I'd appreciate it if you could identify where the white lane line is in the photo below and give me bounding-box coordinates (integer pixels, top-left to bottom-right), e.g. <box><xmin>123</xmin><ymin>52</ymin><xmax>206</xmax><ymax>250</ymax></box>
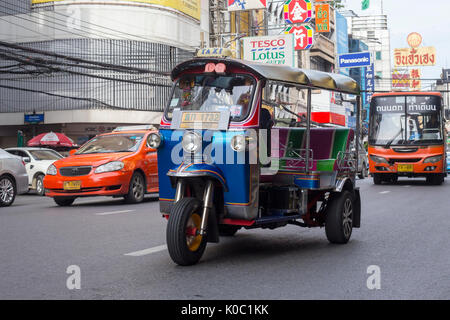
<box><xmin>95</xmin><ymin>210</ymin><xmax>135</xmax><ymax>216</ymax></box>
<box><xmin>124</xmin><ymin>245</ymin><xmax>167</xmax><ymax>257</ymax></box>
<box><xmin>379</xmin><ymin>191</ymin><xmax>391</xmax><ymax>194</ymax></box>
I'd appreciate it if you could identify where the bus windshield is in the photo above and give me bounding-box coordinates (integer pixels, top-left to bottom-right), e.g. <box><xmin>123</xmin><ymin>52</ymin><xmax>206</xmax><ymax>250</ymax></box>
<box><xmin>166</xmin><ymin>74</ymin><xmax>255</xmax><ymax>121</ymax></box>
<box><xmin>369</xmin><ymin>95</ymin><xmax>443</xmax><ymax>146</ymax></box>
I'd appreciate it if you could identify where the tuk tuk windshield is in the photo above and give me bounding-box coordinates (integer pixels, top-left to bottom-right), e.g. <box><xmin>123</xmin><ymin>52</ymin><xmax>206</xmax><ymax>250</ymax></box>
<box><xmin>166</xmin><ymin>74</ymin><xmax>255</xmax><ymax>121</ymax></box>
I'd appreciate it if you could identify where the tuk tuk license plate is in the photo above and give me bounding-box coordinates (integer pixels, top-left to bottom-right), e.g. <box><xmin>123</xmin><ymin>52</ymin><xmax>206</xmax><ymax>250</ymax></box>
<box><xmin>180</xmin><ymin>112</ymin><xmax>221</xmax><ymax>129</ymax></box>
<box><xmin>397</xmin><ymin>164</ymin><xmax>413</xmax><ymax>172</ymax></box>
<box><xmin>63</xmin><ymin>181</ymin><xmax>81</xmax><ymax>190</ymax></box>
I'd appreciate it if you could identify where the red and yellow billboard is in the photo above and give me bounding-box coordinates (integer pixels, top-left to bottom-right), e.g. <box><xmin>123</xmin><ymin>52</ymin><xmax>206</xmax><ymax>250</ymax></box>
<box><xmin>394</xmin><ymin>46</ymin><xmax>436</xmax><ymax>67</ymax></box>
<box><xmin>31</xmin><ymin>0</ymin><xmax>201</xmax><ymax>21</ymax></box>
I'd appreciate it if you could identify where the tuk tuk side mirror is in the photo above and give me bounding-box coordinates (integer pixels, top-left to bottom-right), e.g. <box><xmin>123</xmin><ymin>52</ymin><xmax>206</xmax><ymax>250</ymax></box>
<box><xmin>69</xmin><ymin>149</ymin><xmax>77</xmax><ymax>156</ymax></box>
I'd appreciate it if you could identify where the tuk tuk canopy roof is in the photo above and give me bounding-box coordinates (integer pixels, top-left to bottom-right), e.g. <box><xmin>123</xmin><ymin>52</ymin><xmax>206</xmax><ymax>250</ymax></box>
<box><xmin>171</xmin><ymin>58</ymin><xmax>360</xmax><ymax>95</ymax></box>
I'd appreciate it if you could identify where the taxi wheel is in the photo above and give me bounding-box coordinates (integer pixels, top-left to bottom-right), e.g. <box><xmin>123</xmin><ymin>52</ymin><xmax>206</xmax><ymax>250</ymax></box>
<box><xmin>373</xmin><ymin>173</ymin><xmax>382</xmax><ymax>185</ymax></box>
<box><xmin>325</xmin><ymin>191</ymin><xmax>354</xmax><ymax>244</ymax></box>
<box><xmin>124</xmin><ymin>172</ymin><xmax>145</xmax><ymax>204</ymax></box>
<box><xmin>426</xmin><ymin>174</ymin><xmax>444</xmax><ymax>185</ymax></box>
<box><xmin>166</xmin><ymin>197</ymin><xmax>207</xmax><ymax>266</ymax></box>
<box><xmin>54</xmin><ymin>197</ymin><xmax>75</xmax><ymax>206</ymax></box>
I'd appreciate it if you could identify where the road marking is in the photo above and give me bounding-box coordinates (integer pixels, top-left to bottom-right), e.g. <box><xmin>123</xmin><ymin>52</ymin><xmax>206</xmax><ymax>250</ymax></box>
<box><xmin>403</xmin><ymin>185</ymin><xmax>411</xmax><ymax>188</ymax></box>
<box><xmin>95</xmin><ymin>210</ymin><xmax>135</xmax><ymax>216</ymax></box>
<box><xmin>124</xmin><ymin>245</ymin><xmax>167</xmax><ymax>256</ymax></box>
<box><xmin>379</xmin><ymin>191</ymin><xmax>390</xmax><ymax>194</ymax></box>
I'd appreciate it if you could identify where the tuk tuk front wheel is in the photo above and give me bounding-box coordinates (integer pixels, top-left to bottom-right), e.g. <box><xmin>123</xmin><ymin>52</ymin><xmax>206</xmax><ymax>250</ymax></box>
<box><xmin>325</xmin><ymin>191</ymin><xmax>354</xmax><ymax>244</ymax></box>
<box><xmin>166</xmin><ymin>197</ymin><xmax>207</xmax><ymax>266</ymax></box>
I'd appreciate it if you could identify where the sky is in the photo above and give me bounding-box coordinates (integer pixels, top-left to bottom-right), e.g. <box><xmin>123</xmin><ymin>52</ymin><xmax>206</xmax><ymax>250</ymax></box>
<box><xmin>342</xmin><ymin>0</ymin><xmax>450</xmax><ymax>88</ymax></box>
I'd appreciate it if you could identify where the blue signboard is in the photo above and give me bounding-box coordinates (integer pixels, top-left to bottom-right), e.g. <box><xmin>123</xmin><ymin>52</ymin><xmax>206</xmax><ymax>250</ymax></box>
<box><xmin>336</xmin><ymin>12</ymin><xmax>349</xmax><ymax>76</ymax></box>
<box><xmin>24</xmin><ymin>114</ymin><xmax>44</xmax><ymax>123</ymax></box>
<box><xmin>338</xmin><ymin>52</ymin><xmax>372</xmax><ymax>68</ymax></box>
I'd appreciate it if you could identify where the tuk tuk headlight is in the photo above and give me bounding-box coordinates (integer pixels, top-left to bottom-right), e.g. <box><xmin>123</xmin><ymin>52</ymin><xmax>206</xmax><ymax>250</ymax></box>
<box><xmin>147</xmin><ymin>132</ymin><xmax>162</xmax><ymax>149</ymax></box>
<box><xmin>182</xmin><ymin>131</ymin><xmax>202</xmax><ymax>154</ymax></box>
<box><xmin>231</xmin><ymin>135</ymin><xmax>246</xmax><ymax>152</ymax></box>
<box><xmin>423</xmin><ymin>155</ymin><xmax>442</xmax><ymax>164</ymax></box>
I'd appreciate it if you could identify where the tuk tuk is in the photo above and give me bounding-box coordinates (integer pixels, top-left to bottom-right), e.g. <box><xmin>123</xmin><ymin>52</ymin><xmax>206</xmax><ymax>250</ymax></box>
<box><xmin>147</xmin><ymin>56</ymin><xmax>362</xmax><ymax>265</ymax></box>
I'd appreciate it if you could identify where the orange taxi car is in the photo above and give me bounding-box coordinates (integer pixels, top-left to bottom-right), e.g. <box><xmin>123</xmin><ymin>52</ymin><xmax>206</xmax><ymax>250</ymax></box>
<box><xmin>44</xmin><ymin>126</ymin><xmax>160</xmax><ymax>206</ymax></box>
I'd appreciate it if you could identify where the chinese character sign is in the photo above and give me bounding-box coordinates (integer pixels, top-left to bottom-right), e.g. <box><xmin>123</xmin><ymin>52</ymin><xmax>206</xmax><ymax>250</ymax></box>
<box><xmin>394</xmin><ymin>47</ymin><xmax>436</xmax><ymax>67</ymax></box>
<box><xmin>365</xmin><ymin>64</ymin><xmax>374</xmax><ymax>105</ymax></box>
<box><xmin>410</xmin><ymin>69</ymin><xmax>421</xmax><ymax>90</ymax></box>
<box><xmin>285</xmin><ymin>25</ymin><xmax>314</xmax><ymax>50</ymax></box>
<box><xmin>315</xmin><ymin>4</ymin><xmax>329</xmax><ymax>33</ymax></box>
<box><xmin>284</xmin><ymin>0</ymin><xmax>312</xmax><ymax>24</ymax></box>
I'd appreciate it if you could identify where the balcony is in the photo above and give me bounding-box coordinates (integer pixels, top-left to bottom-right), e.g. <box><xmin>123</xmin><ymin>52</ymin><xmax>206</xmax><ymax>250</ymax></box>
<box><xmin>310</xmin><ymin>35</ymin><xmax>335</xmax><ymax>65</ymax></box>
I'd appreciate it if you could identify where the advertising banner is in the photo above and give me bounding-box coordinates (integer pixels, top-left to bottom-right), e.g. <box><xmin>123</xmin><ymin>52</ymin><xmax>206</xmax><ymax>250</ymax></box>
<box><xmin>315</xmin><ymin>4</ymin><xmax>330</xmax><ymax>33</ymax></box>
<box><xmin>335</xmin><ymin>12</ymin><xmax>349</xmax><ymax>76</ymax></box>
<box><xmin>410</xmin><ymin>69</ymin><xmax>421</xmax><ymax>90</ymax></box>
<box><xmin>284</xmin><ymin>0</ymin><xmax>312</xmax><ymax>24</ymax></box>
<box><xmin>394</xmin><ymin>47</ymin><xmax>436</xmax><ymax>67</ymax></box>
<box><xmin>338</xmin><ymin>52</ymin><xmax>372</xmax><ymax>68</ymax></box>
<box><xmin>285</xmin><ymin>25</ymin><xmax>314</xmax><ymax>51</ymax></box>
<box><xmin>364</xmin><ymin>64</ymin><xmax>374</xmax><ymax>105</ymax></box>
<box><xmin>243</xmin><ymin>34</ymin><xmax>295</xmax><ymax>67</ymax></box>
<box><xmin>392</xmin><ymin>69</ymin><xmax>410</xmax><ymax>89</ymax></box>
<box><xmin>31</xmin><ymin>0</ymin><xmax>201</xmax><ymax>21</ymax></box>
<box><xmin>228</xmin><ymin>0</ymin><xmax>267</xmax><ymax>11</ymax></box>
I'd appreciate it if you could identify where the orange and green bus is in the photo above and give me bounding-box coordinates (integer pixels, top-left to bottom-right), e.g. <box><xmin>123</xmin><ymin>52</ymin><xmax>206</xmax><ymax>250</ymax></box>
<box><xmin>368</xmin><ymin>92</ymin><xmax>447</xmax><ymax>185</ymax></box>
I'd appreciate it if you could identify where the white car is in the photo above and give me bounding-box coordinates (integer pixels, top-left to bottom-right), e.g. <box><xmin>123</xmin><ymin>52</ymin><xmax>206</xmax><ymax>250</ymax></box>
<box><xmin>5</xmin><ymin>147</ymin><xmax>64</xmax><ymax>196</ymax></box>
<box><xmin>0</xmin><ymin>148</ymin><xmax>28</xmax><ymax>206</ymax></box>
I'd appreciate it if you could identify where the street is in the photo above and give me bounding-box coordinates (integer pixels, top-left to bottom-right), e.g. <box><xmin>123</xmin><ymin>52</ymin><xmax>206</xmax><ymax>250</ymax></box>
<box><xmin>0</xmin><ymin>177</ymin><xmax>449</xmax><ymax>300</ymax></box>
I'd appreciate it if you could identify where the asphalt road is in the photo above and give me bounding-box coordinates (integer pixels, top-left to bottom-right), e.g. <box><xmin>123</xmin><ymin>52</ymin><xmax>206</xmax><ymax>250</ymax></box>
<box><xmin>0</xmin><ymin>177</ymin><xmax>449</xmax><ymax>300</ymax></box>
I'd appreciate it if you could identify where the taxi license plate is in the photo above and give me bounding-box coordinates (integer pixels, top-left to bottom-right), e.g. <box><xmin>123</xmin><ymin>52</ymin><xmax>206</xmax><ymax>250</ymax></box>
<box><xmin>63</xmin><ymin>181</ymin><xmax>81</xmax><ymax>190</ymax></box>
<box><xmin>397</xmin><ymin>164</ymin><xmax>413</xmax><ymax>172</ymax></box>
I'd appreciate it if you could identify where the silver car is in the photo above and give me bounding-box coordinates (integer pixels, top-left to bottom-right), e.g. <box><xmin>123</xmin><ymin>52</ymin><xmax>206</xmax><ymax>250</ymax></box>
<box><xmin>0</xmin><ymin>148</ymin><xmax>28</xmax><ymax>206</ymax></box>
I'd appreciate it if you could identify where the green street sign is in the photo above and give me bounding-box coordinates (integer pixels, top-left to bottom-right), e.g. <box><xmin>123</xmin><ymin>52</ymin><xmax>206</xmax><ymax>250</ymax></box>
<box><xmin>362</xmin><ymin>0</ymin><xmax>370</xmax><ymax>10</ymax></box>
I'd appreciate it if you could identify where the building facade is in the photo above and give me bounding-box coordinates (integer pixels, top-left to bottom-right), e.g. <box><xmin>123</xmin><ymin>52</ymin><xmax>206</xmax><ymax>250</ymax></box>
<box><xmin>0</xmin><ymin>0</ymin><xmax>209</xmax><ymax>146</ymax></box>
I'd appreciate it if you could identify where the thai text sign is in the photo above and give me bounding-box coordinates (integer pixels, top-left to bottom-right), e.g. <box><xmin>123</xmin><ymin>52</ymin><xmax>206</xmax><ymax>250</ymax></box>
<box><xmin>243</xmin><ymin>34</ymin><xmax>295</xmax><ymax>67</ymax></box>
<box><xmin>394</xmin><ymin>47</ymin><xmax>436</xmax><ymax>67</ymax></box>
<box><xmin>315</xmin><ymin>4</ymin><xmax>330</xmax><ymax>33</ymax></box>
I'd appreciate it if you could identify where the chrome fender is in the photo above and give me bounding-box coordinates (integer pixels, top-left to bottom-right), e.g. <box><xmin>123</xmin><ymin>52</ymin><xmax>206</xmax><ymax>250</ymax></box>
<box><xmin>167</xmin><ymin>162</ymin><xmax>228</xmax><ymax>192</ymax></box>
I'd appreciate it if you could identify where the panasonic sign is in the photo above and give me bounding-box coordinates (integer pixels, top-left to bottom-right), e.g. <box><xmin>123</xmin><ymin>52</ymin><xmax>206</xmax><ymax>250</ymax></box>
<box><xmin>338</xmin><ymin>52</ymin><xmax>372</xmax><ymax>68</ymax></box>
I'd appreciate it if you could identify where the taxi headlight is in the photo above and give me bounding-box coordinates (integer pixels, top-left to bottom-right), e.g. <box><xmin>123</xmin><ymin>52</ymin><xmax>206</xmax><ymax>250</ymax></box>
<box><xmin>95</xmin><ymin>161</ymin><xmax>124</xmax><ymax>174</ymax></box>
<box><xmin>147</xmin><ymin>132</ymin><xmax>162</xmax><ymax>149</ymax></box>
<box><xmin>182</xmin><ymin>131</ymin><xmax>202</xmax><ymax>154</ymax></box>
<box><xmin>423</xmin><ymin>155</ymin><xmax>442</xmax><ymax>164</ymax></box>
<box><xmin>369</xmin><ymin>155</ymin><xmax>389</xmax><ymax>164</ymax></box>
<box><xmin>47</xmin><ymin>164</ymin><xmax>57</xmax><ymax>175</ymax></box>
<box><xmin>231</xmin><ymin>135</ymin><xmax>246</xmax><ymax>152</ymax></box>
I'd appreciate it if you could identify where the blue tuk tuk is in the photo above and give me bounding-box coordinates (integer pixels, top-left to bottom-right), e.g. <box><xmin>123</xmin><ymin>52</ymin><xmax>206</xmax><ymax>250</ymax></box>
<box><xmin>147</xmin><ymin>56</ymin><xmax>362</xmax><ymax>265</ymax></box>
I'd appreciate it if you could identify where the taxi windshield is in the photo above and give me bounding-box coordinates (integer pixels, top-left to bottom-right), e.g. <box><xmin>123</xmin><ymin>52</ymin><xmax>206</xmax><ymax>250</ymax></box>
<box><xmin>166</xmin><ymin>74</ymin><xmax>255</xmax><ymax>121</ymax></box>
<box><xmin>76</xmin><ymin>134</ymin><xmax>144</xmax><ymax>154</ymax></box>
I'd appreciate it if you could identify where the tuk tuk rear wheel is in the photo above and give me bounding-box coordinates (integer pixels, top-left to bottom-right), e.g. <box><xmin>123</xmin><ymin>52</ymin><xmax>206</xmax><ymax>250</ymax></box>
<box><xmin>166</xmin><ymin>197</ymin><xmax>207</xmax><ymax>266</ymax></box>
<box><xmin>325</xmin><ymin>191</ymin><xmax>354</xmax><ymax>244</ymax></box>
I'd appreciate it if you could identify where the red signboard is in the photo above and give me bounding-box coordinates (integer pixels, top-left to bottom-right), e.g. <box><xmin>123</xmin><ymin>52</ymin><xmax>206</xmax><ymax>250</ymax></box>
<box><xmin>285</xmin><ymin>25</ymin><xmax>313</xmax><ymax>50</ymax></box>
<box><xmin>284</xmin><ymin>0</ymin><xmax>312</xmax><ymax>24</ymax></box>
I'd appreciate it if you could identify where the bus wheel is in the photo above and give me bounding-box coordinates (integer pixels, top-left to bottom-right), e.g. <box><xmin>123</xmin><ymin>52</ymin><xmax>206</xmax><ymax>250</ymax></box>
<box><xmin>166</xmin><ymin>197</ymin><xmax>207</xmax><ymax>266</ymax></box>
<box><xmin>426</xmin><ymin>174</ymin><xmax>444</xmax><ymax>185</ymax></box>
<box><xmin>325</xmin><ymin>191</ymin><xmax>354</xmax><ymax>244</ymax></box>
<box><xmin>373</xmin><ymin>173</ymin><xmax>383</xmax><ymax>185</ymax></box>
